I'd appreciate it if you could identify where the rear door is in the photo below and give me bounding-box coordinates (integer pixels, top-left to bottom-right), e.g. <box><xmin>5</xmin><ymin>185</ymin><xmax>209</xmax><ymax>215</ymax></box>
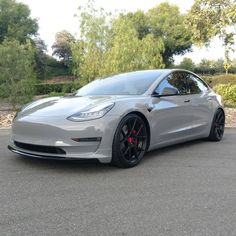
<box><xmin>186</xmin><ymin>73</ymin><xmax>213</xmax><ymax>135</ymax></box>
<box><xmin>150</xmin><ymin>71</ymin><xmax>195</xmax><ymax>146</ymax></box>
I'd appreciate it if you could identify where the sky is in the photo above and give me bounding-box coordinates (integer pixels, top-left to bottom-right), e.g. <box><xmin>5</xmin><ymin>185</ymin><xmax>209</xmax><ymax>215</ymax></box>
<box><xmin>19</xmin><ymin>0</ymin><xmax>228</xmax><ymax>64</ymax></box>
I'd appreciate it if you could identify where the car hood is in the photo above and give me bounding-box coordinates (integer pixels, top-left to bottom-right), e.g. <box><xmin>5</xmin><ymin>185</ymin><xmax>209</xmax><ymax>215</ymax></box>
<box><xmin>18</xmin><ymin>95</ymin><xmax>116</xmax><ymax>118</ymax></box>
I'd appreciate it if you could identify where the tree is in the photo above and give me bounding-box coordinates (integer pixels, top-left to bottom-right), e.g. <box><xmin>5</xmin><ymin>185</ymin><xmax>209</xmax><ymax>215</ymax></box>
<box><xmin>178</xmin><ymin>57</ymin><xmax>195</xmax><ymax>71</ymax></box>
<box><xmin>0</xmin><ymin>0</ymin><xmax>38</xmax><ymax>44</ymax></box>
<box><xmin>72</xmin><ymin>1</ymin><xmax>191</xmax><ymax>84</ymax></box>
<box><xmin>198</xmin><ymin>59</ymin><xmax>214</xmax><ymax>69</ymax></box>
<box><xmin>72</xmin><ymin>0</ymin><xmax>111</xmax><ymax>84</ymax></box>
<box><xmin>52</xmin><ymin>30</ymin><xmax>75</xmax><ymax>68</ymax></box>
<box><xmin>187</xmin><ymin>0</ymin><xmax>236</xmax><ymax>64</ymax></box>
<box><xmin>140</xmin><ymin>34</ymin><xmax>164</xmax><ymax>69</ymax></box>
<box><xmin>212</xmin><ymin>58</ymin><xmax>225</xmax><ymax>74</ymax></box>
<box><xmin>102</xmin><ymin>17</ymin><xmax>141</xmax><ymax>75</ymax></box>
<box><xmin>0</xmin><ymin>40</ymin><xmax>36</xmax><ymax>108</ymax></box>
<box><xmin>33</xmin><ymin>38</ymin><xmax>47</xmax><ymax>80</ymax></box>
<box><xmin>147</xmin><ymin>3</ymin><xmax>192</xmax><ymax>66</ymax></box>
<box><xmin>101</xmin><ymin>18</ymin><xmax>164</xmax><ymax>75</ymax></box>
<box><xmin>119</xmin><ymin>11</ymin><xmax>149</xmax><ymax>40</ymax></box>
<box><xmin>72</xmin><ymin>3</ymin><xmax>165</xmax><ymax>85</ymax></box>
<box><xmin>195</xmin><ymin>59</ymin><xmax>216</xmax><ymax>75</ymax></box>
<box><xmin>119</xmin><ymin>3</ymin><xmax>192</xmax><ymax>66</ymax></box>
<box><xmin>72</xmin><ymin>39</ymin><xmax>105</xmax><ymax>85</ymax></box>
<box><xmin>101</xmin><ymin>18</ymin><xmax>137</xmax><ymax>75</ymax></box>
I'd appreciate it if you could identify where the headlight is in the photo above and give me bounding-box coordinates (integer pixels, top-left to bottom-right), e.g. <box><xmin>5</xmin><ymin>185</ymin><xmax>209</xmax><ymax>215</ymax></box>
<box><xmin>67</xmin><ymin>102</ymin><xmax>115</xmax><ymax>122</ymax></box>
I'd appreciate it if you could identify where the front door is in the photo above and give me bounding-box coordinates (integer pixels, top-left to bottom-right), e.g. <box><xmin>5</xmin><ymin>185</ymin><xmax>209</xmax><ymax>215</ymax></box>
<box><xmin>150</xmin><ymin>72</ymin><xmax>195</xmax><ymax>146</ymax></box>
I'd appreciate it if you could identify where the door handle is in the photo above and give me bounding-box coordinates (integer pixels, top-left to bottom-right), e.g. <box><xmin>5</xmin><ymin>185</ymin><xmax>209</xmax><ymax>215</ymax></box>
<box><xmin>184</xmin><ymin>100</ymin><xmax>190</xmax><ymax>103</ymax></box>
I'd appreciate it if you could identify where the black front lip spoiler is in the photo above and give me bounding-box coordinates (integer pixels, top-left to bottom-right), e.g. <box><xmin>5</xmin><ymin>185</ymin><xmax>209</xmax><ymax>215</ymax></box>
<box><xmin>7</xmin><ymin>145</ymin><xmax>94</xmax><ymax>161</ymax></box>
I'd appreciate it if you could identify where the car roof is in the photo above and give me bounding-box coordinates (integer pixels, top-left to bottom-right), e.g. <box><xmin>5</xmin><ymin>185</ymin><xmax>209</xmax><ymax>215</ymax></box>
<box><xmin>121</xmin><ymin>69</ymin><xmax>196</xmax><ymax>77</ymax></box>
<box><xmin>103</xmin><ymin>69</ymin><xmax>198</xmax><ymax>80</ymax></box>
<box><xmin>122</xmin><ymin>69</ymin><xmax>172</xmax><ymax>76</ymax></box>
<box><xmin>130</xmin><ymin>69</ymin><xmax>201</xmax><ymax>95</ymax></box>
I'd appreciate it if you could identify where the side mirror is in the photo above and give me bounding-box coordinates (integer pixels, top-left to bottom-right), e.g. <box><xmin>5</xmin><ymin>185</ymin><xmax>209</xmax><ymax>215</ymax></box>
<box><xmin>152</xmin><ymin>87</ymin><xmax>179</xmax><ymax>97</ymax></box>
<box><xmin>162</xmin><ymin>87</ymin><xmax>179</xmax><ymax>96</ymax></box>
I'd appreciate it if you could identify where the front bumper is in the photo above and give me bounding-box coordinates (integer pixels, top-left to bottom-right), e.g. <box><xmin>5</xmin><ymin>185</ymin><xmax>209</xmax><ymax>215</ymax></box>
<box><xmin>8</xmin><ymin>145</ymin><xmax>82</xmax><ymax>160</ymax></box>
<box><xmin>9</xmin><ymin>114</ymin><xmax>120</xmax><ymax>163</ymax></box>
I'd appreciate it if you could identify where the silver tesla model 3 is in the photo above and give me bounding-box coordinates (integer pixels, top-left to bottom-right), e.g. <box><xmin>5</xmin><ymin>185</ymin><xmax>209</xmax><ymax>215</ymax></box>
<box><xmin>8</xmin><ymin>69</ymin><xmax>225</xmax><ymax>167</ymax></box>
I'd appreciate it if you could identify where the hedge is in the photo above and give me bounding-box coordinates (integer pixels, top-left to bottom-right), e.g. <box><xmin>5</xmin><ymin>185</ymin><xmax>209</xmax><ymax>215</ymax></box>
<box><xmin>203</xmin><ymin>74</ymin><xmax>236</xmax><ymax>87</ymax></box>
<box><xmin>213</xmin><ymin>84</ymin><xmax>236</xmax><ymax>107</ymax></box>
<box><xmin>192</xmin><ymin>66</ymin><xmax>236</xmax><ymax>76</ymax></box>
<box><xmin>35</xmin><ymin>82</ymin><xmax>81</xmax><ymax>95</ymax></box>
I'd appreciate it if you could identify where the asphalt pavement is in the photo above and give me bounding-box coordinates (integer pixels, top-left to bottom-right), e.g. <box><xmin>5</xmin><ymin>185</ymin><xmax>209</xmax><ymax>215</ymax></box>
<box><xmin>1</xmin><ymin>128</ymin><xmax>236</xmax><ymax>236</ymax></box>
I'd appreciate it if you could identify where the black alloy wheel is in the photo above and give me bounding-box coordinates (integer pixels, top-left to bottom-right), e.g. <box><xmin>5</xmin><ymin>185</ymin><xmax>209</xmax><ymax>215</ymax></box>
<box><xmin>112</xmin><ymin>114</ymin><xmax>148</xmax><ymax>168</ymax></box>
<box><xmin>208</xmin><ymin>109</ymin><xmax>225</xmax><ymax>141</ymax></box>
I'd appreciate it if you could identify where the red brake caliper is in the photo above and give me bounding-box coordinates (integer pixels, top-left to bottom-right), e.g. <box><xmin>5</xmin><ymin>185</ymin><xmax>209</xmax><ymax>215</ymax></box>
<box><xmin>129</xmin><ymin>129</ymin><xmax>138</xmax><ymax>145</ymax></box>
<box><xmin>128</xmin><ymin>137</ymin><xmax>133</xmax><ymax>144</ymax></box>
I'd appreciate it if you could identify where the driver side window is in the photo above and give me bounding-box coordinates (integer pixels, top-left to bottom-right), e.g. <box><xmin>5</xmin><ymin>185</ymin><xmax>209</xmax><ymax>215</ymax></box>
<box><xmin>154</xmin><ymin>72</ymin><xmax>188</xmax><ymax>96</ymax></box>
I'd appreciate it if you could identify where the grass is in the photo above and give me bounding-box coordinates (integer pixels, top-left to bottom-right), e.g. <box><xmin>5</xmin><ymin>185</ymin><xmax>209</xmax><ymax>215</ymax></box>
<box><xmin>203</xmin><ymin>74</ymin><xmax>236</xmax><ymax>87</ymax></box>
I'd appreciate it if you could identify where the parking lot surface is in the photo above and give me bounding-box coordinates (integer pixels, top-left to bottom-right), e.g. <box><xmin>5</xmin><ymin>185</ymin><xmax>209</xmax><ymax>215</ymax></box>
<box><xmin>1</xmin><ymin>128</ymin><xmax>236</xmax><ymax>236</ymax></box>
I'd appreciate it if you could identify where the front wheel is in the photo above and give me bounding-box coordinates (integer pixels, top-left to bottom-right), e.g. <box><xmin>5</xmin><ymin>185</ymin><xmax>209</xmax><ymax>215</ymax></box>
<box><xmin>208</xmin><ymin>109</ymin><xmax>225</xmax><ymax>141</ymax></box>
<box><xmin>111</xmin><ymin>114</ymin><xmax>148</xmax><ymax>168</ymax></box>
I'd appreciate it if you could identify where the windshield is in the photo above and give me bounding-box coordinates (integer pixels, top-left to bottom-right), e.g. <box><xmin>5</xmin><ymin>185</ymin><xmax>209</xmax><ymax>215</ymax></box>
<box><xmin>76</xmin><ymin>71</ymin><xmax>163</xmax><ymax>96</ymax></box>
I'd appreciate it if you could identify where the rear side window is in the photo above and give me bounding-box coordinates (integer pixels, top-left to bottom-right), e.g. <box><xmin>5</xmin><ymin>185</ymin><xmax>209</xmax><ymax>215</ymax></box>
<box><xmin>154</xmin><ymin>72</ymin><xmax>189</xmax><ymax>96</ymax></box>
<box><xmin>187</xmin><ymin>74</ymin><xmax>209</xmax><ymax>94</ymax></box>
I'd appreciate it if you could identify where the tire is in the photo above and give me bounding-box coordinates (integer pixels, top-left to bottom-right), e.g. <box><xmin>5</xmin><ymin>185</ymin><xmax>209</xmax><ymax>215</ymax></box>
<box><xmin>208</xmin><ymin>108</ymin><xmax>225</xmax><ymax>141</ymax></box>
<box><xmin>111</xmin><ymin>114</ymin><xmax>148</xmax><ymax>168</ymax></box>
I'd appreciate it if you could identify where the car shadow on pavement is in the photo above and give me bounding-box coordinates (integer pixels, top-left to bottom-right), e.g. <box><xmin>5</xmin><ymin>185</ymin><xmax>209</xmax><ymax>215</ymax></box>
<box><xmin>10</xmin><ymin>154</ymin><xmax>118</xmax><ymax>173</ymax></box>
<box><xmin>144</xmin><ymin>138</ymin><xmax>208</xmax><ymax>161</ymax></box>
<box><xmin>8</xmin><ymin>138</ymin><xmax>209</xmax><ymax>172</ymax></box>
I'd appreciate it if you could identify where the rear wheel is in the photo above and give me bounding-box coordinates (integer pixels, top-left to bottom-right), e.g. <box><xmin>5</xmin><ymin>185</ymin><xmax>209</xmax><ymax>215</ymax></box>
<box><xmin>111</xmin><ymin>114</ymin><xmax>148</xmax><ymax>168</ymax></box>
<box><xmin>208</xmin><ymin>109</ymin><xmax>225</xmax><ymax>141</ymax></box>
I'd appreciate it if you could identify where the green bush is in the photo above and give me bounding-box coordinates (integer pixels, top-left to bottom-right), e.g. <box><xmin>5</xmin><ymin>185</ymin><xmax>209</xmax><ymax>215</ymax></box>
<box><xmin>45</xmin><ymin>64</ymin><xmax>70</xmax><ymax>80</ymax></box>
<box><xmin>35</xmin><ymin>81</ymin><xmax>81</xmax><ymax>95</ymax></box>
<box><xmin>48</xmin><ymin>92</ymin><xmax>66</xmax><ymax>97</ymax></box>
<box><xmin>213</xmin><ymin>84</ymin><xmax>236</xmax><ymax>107</ymax></box>
<box><xmin>228</xmin><ymin>66</ymin><xmax>236</xmax><ymax>74</ymax></box>
<box><xmin>0</xmin><ymin>40</ymin><xmax>36</xmax><ymax>108</ymax></box>
<box><xmin>35</xmin><ymin>83</ymin><xmax>65</xmax><ymax>95</ymax></box>
<box><xmin>44</xmin><ymin>56</ymin><xmax>70</xmax><ymax>80</ymax></box>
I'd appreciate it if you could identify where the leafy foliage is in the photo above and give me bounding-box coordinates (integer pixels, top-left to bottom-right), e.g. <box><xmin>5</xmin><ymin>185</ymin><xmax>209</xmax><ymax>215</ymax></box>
<box><xmin>0</xmin><ymin>0</ymin><xmax>38</xmax><ymax>43</ymax></box>
<box><xmin>101</xmin><ymin>18</ymin><xmax>164</xmax><ymax>76</ymax></box>
<box><xmin>115</xmin><ymin>3</ymin><xmax>192</xmax><ymax>67</ymax></box>
<box><xmin>35</xmin><ymin>81</ymin><xmax>81</xmax><ymax>95</ymax></box>
<box><xmin>194</xmin><ymin>58</ymin><xmax>236</xmax><ymax>75</ymax></box>
<box><xmin>52</xmin><ymin>30</ymin><xmax>75</xmax><ymax>68</ymax></box>
<box><xmin>0</xmin><ymin>40</ymin><xmax>36</xmax><ymax>108</ymax></box>
<box><xmin>119</xmin><ymin>11</ymin><xmax>149</xmax><ymax>40</ymax></box>
<box><xmin>47</xmin><ymin>91</ymin><xmax>66</xmax><ymax>97</ymax></box>
<box><xmin>187</xmin><ymin>0</ymin><xmax>236</xmax><ymax>63</ymax></box>
<box><xmin>203</xmin><ymin>74</ymin><xmax>236</xmax><ymax>87</ymax></box>
<box><xmin>44</xmin><ymin>56</ymin><xmax>70</xmax><ymax>80</ymax></box>
<box><xmin>72</xmin><ymin>1</ymin><xmax>172</xmax><ymax>85</ymax></box>
<box><xmin>33</xmin><ymin>38</ymin><xmax>47</xmax><ymax>80</ymax></box>
<box><xmin>174</xmin><ymin>58</ymin><xmax>236</xmax><ymax>75</ymax></box>
<box><xmin>214</xmin><ymin>84</ymin><xmax>236</xmax><ymax>107</ymax></box>
<box><xmin>71</xmin><ymin>0</ymin><xmax>111</xmax><ymax>85</ymax></box>
<box><xmin>177</xmin><ymin>58</ymin><xmax>195</xmax><ymax>71</ymax></box>
<box><xmin>147</xmin><ymin>3</ymin><xmax>192</xmax><ymax>66</ymax></box>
